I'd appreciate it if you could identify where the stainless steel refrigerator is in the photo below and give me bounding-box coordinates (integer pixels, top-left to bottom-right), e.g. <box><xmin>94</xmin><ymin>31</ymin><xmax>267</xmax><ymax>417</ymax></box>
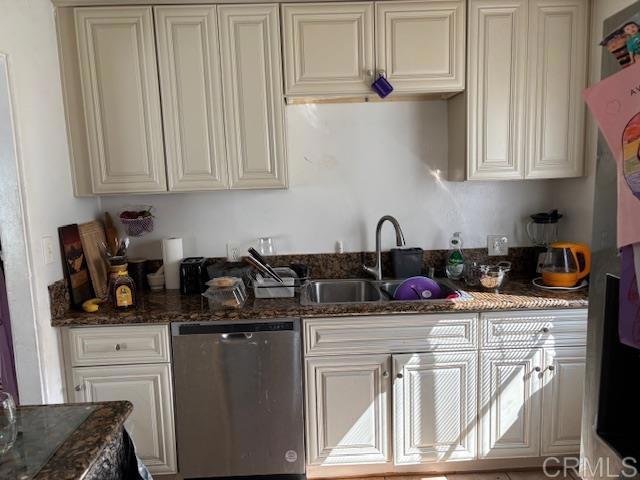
<box><xmin>581</xmin><ymin>2</ymin><xmax>640</xmax><ymax>477</ymax></box>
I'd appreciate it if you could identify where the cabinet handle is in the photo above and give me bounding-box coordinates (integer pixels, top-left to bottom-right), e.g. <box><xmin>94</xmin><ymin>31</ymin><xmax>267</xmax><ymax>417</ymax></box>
<box><xmin>115</xmin><ymin>343</ymin><xmax>121</xmax><ymax>351</ymax></box>
<box><xmin>382</xmin><ymin>371</ymin><xmax>389</xmax><ymax>378</ymax></box>
<box><xmin>396</xmin><ymin>373</ymin><xmax>403</xmax><ymax>379</ymax></box>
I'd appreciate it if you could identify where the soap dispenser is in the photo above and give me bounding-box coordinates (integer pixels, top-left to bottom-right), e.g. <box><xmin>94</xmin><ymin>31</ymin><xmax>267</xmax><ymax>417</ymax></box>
<box><xmin>445</xmin><ymin>232</ymin><xmax>465</xmax><ymax>280</ymax></box>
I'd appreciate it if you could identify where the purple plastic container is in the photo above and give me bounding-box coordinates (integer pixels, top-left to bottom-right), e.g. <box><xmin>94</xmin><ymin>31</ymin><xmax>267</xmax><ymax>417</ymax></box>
<box><xmin>393</xmin><ymin>276</ymin><xmax>442</xmax><ymax>301</ymax></box>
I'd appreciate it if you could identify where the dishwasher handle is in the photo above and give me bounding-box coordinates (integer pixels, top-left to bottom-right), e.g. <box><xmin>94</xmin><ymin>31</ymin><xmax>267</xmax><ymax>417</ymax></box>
<box><xmin>221</xmin><ymin>332</ymin><xmax>253</xmax><ymax>341</ymax></box>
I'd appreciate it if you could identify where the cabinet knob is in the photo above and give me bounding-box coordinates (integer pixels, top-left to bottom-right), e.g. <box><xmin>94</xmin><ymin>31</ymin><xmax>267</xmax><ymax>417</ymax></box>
<box><xmin>544</xmin><ymin>365</ymin><xmax>556</xmax><ymax>373</ymax></box>
<box><xmin>396</xmin><ymin>373</ymin><xmax>403</xmax><ymax>379</ymax></box>
<box><xmin>540</xmin><ymin>327</ymin><xmax>550</xmax><ymax>334</ymax></box>
<box><xmin>115</xmin><ymin>343</ymin><xmax>121</xmax><ymax>351</ymax></box>
<box><xmin>533</xmin><ymin>366</ymin><xmax>542</xmax><ymax>373</ymax></box>
<box><xmin>366</xmin><ymin>69</ymin><xmax>373</xmax><ymax>78</ymax></box>
<box><xmin>74</xmin><ymin>385</ymin><xmax>83</xmax><ymax>392</ymax></box>
<box><xmin>377</xmin><ymin>69</ymin><xmax>386</xmax><ymax>78</ymax></box>
<box><xmin>382</xmin><ymin>371</ymin><xmax>389</xmax><ymax>378</ymax></box>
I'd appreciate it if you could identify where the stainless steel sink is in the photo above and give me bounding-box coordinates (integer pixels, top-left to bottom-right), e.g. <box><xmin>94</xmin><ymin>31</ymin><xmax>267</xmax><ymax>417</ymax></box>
<box><xmin>301</xmin><ymin>279</ymin><xmax>382</xmax><ymax>305</ymax></box>
<box><xmin>300</xmin><ymin>278</ymin><xmax>471</xmax><ymax>305</ymax></box>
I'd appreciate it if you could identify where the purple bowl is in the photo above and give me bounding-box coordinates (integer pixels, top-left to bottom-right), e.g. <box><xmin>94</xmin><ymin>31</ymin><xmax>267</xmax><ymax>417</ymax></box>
<box><xmin>393</xmin><ymin>276</ymin><xmax>442</xmax><ymax>301</ymax></box>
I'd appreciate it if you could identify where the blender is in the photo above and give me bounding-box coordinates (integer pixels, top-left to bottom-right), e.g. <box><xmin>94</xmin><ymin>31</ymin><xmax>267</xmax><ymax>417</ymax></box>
<box><xmin>527</xmin><ymin>209</ymin><xmax>562</xmax><ymax>274</ymax></box>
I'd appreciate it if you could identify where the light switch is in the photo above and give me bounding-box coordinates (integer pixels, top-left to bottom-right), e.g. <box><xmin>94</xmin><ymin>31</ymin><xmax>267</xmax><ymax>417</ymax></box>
<box><xmin>42</xmin><ymin>235</ymin><xmax>55</xmax><ymax>265</ymax></box>
<box><xmin>488</xmin><ymin>235</ymin><xmax>509</xmax><ymax>256</ymax></box>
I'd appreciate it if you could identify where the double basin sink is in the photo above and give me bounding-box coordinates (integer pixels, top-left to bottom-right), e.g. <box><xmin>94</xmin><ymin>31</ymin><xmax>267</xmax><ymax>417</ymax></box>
<box><xmin>300</xmin><ymin>278</ymin><xmax>469</xmax><ymax>305</ymax></box>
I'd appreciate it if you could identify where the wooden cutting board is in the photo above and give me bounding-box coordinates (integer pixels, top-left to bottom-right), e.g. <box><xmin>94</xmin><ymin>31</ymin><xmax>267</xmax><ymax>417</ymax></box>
<box><xmin>78</xmin><ymin>220</ymin><xmax>108</xmax><ymax>299</ymax></box>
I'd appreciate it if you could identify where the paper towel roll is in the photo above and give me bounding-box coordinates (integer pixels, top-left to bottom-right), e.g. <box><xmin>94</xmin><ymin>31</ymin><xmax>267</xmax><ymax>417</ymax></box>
<box><xmin>162</xmin><ymin>237</ymin><xmax>183</xmax><ymax>290</ymax></box>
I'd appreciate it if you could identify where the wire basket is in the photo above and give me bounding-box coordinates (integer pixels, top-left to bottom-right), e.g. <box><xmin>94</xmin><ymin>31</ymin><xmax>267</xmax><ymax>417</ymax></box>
<box><xmin>119</xmin><ymin>206</ymin><xmax>154</xmax><ymax>237</ymax></box>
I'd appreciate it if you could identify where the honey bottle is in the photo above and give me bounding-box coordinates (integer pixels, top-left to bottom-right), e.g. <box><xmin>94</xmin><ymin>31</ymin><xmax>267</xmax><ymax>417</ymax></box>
<box><xmin>112</xmin><ymin>270</ymin><xmax>136</xmax><ymax>309</ymax></box>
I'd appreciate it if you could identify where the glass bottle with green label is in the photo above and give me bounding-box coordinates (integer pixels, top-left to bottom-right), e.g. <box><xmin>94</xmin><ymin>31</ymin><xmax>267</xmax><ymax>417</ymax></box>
<box><xmin>445</xmin><ymin>232</ymin><xmax>465</xmax><ymax>280</ymax></box>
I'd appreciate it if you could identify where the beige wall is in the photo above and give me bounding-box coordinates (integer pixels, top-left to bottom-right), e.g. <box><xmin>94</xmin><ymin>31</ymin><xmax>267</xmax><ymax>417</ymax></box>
<box><xmin>0</xmin><ymin>0</ymin><xmax>98</xmax><ymax>404</ymax></box>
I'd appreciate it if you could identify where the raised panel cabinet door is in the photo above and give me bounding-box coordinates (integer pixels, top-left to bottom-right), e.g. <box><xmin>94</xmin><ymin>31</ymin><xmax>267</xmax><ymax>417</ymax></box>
<box><xmin>393</xmin><ymin>351</ymin><xmax>477</xmax><ymax>464</ymax></box>
<box><xmin>467</xmin><ymin>0</ymin><xmax>527</xmax><ymax>180</ymax></box>
<box><xmin>155</xmin><ymin>6</ymin><xmax>229</xmax><ymax>191</ymax></box>
<box><xmin>218</xmin><ymin>4</ymin><xmax>288</xmax><ymax>189</ymax></box>
<box><xmin>72</xmin><ymin>364</ymin><xmax>176</xmax><ymax>474</ymax></box>
<box><xmin>541</xmin><ymin>346</ymin><xmax>586</xmax><ymax>455</ymax></box>
<box><xmin>479</xmin><ymin>348</ymin><xmax>543</xmax><ymax>459</ymax></box>
<box><xmin>525</xmin><ymin>0</ymin><xmax>588</xmax><ymax>178</ymax></box>
<box><xmin>74</xmin><ymin>7</ymin><xmax>167</xmax><ymax>194</ymax></box>
<box><xmin>375</xmin><ymin>0</ymin><xmax>465</xmax><ymax>94</ymax></box>
<box><xmin>305</xmin><ymin>355</ymin><xmax>391</xmax><ymax>465</ymax></box>
<box><xmin>282</xmin><ymin>3</ymin><xmax>375</xmax><ymax>96</ymax></box>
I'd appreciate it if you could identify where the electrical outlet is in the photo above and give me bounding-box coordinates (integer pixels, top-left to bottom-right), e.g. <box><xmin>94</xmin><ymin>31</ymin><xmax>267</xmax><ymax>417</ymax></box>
<box><xmin>226</xmin><ymin>242</ymin><xmax>241</xmax><ymax>262</ymax></box>
<box><xmin>42</xmin><ymin>235</ymin><xmax>55</xmax><ymax>265</ymax></box>
<box><xmin>488</xmin><ymin>235</ymin><xmax>509</xmax><ymax>256</ymax></box>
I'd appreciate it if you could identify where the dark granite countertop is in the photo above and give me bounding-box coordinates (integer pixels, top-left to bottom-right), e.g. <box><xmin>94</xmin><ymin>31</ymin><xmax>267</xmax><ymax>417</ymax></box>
<box><xmin>51</xmin><ymin>278</ymin><xmax>588</xmax><ymax>327</ymax></box>
<box><xmin>1</xmin><ymin>401</ymin><xmax>131</xmax><ymax>480</ymax></box>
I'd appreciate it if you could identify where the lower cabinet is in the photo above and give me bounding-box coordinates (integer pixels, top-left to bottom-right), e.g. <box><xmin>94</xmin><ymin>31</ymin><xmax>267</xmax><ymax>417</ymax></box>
<box><xmin>71</xmin><ymin>363</ymin><xmax>177</xmax><ymax>474</ymax></box>
<box><xmin>541</xmin><ymin>346</ymin><xmax>587</xmax><ymax>455</ymax></box>
<box><xmin>394</xmin><ymin>351</ymin><xmax>477</xmax><ymax>464</ymax></box>
<box><xmin>479</xmin><ymin>346</ymin><xmax>586</xmax><ymax>459</ymax></box>
<box><xmin>305</xmin><ymin>355</ymin><xmax>391</xmax><ymax>465</ymax></box>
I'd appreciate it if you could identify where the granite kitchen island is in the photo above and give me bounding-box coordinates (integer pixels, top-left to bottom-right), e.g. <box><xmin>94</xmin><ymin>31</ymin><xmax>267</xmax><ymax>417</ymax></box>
<box><xmin>0</xmin><ymin>401</ymin><xmax>137</xmax><ymax>480</ymax></box>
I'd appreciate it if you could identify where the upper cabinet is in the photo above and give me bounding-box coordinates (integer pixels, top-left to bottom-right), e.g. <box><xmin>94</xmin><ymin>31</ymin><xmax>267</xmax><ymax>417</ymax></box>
<box><xmin>282</xmin><ymin>0</ymin><xmax>465</xmax><ymax>98</ymax></box>
<box><xmin>375</xmin><ymin>1</ymin><xmax>465</xmax><ymax>94</ymax></box>
<box><xmin>74</xmin><ymin>7</ymin><xmax>167</xmax><ymax>194</ymax></box>
<box><xmin>525</xmin><ymin>0</ymin><xmax>588</xmax><ymax>179</ymax></box>
<box><xmin>450</xmin><ymin>0</ymin><xmax>588</xmax><ymax>180</ymax></box>
<box><xmin>62</xmin><ymin>4</ymin><xmax>287</xmax><ymax>195</ymax></box>
<box><xmin>154</xmin><ymin>6</ymin><xmax>229</xmax><ymax>191</ymax></box>
<box><xmin>281</xmin><ymin>3</ymin><xmax>375</xmax><ymax>96</ymax></box>
<box><xmin>219</xmin><ymin>4</ymin><xmax>288</xmax><ymax>189</ymax></box>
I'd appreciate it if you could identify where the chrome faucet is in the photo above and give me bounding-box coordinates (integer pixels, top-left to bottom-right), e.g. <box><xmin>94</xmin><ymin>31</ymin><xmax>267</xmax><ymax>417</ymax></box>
<box><xmin>363</xmin><ymin>215</ymin><xmax>406</xmax><ymax>280</ymax></box>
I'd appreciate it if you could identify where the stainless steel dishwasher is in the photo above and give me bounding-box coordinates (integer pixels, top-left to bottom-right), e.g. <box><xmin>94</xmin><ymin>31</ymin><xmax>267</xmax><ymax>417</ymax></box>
<box><xmin>171</xmin><ymin>319</ymin><xmax>305</xmax><ymax>479</ymax></box>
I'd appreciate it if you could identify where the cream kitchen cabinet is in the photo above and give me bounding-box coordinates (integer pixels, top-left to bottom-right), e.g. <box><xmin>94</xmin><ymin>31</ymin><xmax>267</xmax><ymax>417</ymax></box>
<box><xmin>540</xmin><ymin>346</ymin><xmax>586</xmax><ymax>455</ymax></box>
<box><xmin>305</xmin><ymin>354</ymin><xmax>391</xmax><ymax>465</ymax></box>
<box><xmin>73</xmin><ymin>7</ymin><xmax>167</xmax><ymax>194</ymax></box>
<box><xmin>449</xmin><ymin>0</ymin><xmax>588</xmax><ymax>180</ymax></box>
<box><xmin>281</xmin><ymin>0</ymin><xmax>465</xmax><ymax>98</ymax></box>
<box><xmin>393</xmin><ymin>351</ymin><xmax>477</xmax><ymax>464</ymax></box>
<box><xmin>281</xmin><ymin>3</ymin><xmax>375</xmax><ymax>96</ymax></box>
<box><xmin>63</xmin><ymin>325</ymin><xmax>176</xmax><ymax>475</ymax></box>
<box><xmin>219</xmin><ymin>4</ymin><xmax>288</xmax><ymax>188</ymax></box>
<box><xmin>155</xmin><ymin>6</ymin><xmax>229</xmax><ymax>191</ymax></box>
<box><xmin>61</xmin><ymin>4</ymin><xmax>287</xmax><ymax>195</ymax></box>
<box><xmin>479</xmin><ymin>348</ymin><xmax>544</xmax><ymax>459</ymax></box>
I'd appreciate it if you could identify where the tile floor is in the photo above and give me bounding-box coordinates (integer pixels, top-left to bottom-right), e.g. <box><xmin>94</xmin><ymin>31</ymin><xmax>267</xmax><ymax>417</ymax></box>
<box><xmin>333</xmin><ymin>470</ymin><xmax>581</xmax><ymax>480</ymax></box>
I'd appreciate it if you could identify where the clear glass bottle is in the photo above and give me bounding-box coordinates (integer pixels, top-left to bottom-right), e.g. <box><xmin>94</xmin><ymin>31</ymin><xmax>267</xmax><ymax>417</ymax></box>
<box><xmin>445</xmin><ymin>232</ymin><xmax>465</xmax><ymax>280</ymax></box>
<box><xmin>111</xmin><ymin>270</ymin><xmax>136</xmax><ymax>309</ymax></box>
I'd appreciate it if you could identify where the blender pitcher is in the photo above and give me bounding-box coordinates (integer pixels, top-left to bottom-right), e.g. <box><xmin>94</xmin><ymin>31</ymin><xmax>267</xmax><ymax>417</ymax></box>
<box><xmin>527</xmin><ymin>210</ymin><xmax>562</xmax><ymax>273</ymax></box>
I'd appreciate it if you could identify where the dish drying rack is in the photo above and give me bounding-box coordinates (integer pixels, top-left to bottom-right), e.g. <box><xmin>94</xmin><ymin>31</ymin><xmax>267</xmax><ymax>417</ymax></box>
<box><xmin>245</xmin><ymin>267</ymin><xmax>308</xmax><ymax>298</ymax></box>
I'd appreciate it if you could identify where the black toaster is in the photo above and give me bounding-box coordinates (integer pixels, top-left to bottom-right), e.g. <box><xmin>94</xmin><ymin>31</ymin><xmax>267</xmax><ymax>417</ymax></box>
<box><xmin>180</xmin><ymin>257</ymin><xmax>209</xmax><ymax>294</ymax></box>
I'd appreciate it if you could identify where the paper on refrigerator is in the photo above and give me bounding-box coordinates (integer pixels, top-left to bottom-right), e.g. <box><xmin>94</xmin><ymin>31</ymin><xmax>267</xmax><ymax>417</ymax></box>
<box><xmin>583</xmin><ymin>62</ymin><xmax>640</xmax><ymax>248</ymax></box>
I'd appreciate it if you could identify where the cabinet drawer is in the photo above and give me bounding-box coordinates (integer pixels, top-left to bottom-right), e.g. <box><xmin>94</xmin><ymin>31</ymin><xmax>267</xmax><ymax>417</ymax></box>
<box><xmin>66</xmin><ymin>325</ymin><xmax>171</xmax><ymax>366</ymax></box>
<box><xmin>481</xmin><ymin>309</ymin><xmax>587</xmax><ymax>349</ymax></box>
<box><xmin>304</xmin><ymin>313</ymin><xmax>478</xmax><ymax>356</ymax></box>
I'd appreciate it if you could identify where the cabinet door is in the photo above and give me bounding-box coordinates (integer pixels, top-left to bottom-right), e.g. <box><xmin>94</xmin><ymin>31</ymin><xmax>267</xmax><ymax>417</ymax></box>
<box><xmin>467</xmin><ymin>0</ymin><xmax>527</xmax><ymax>180</ymax></box>
<box><xmin>74</xmin><ymin>7</ymin><xmax>167</xmax><ymax>194</ymax></box>
<box><xmin>218</xmin><ymin>4</ymin><xmax>287</xmax><ymax>189</ymax></box>
<box><xmin>376</xmin><ymin>0</ymin><xmax>465</xmax><ymax>94</ymax></box>
<box><xmin>155</xmin><ymin>6</ymin><xmax>229</xmax><ymax>191</ymax></box>
<box><xmin>541</xmin><ymin>346</ymin><xmax>586</xmax><ymax>455</ymax></box>
<box><xmin>305</xmin><ymin>355</ymin><xmax>390</xmax><ymax>465</ymax></box>
<box><xmin>394</xmin><ymin>351</ymin><xmax>477</xmax><ymax>464</ymax></box>
<box><xmin>525</xmin><ymin>0</ymin><xmax>588</xmax><ymax>178</ymax></box>
<box><xmin>72</xmin><ymin>364</ymin><xmax>176</xmax><ymax>474</ymax></box>
<box><xmin>282</xmin><ymin>3</ymin><xmax>374</xmax><ymax>96</ymax></box>
<box><xmin>479</xmin><ymin>348</ymin><xmax>543</xmax><ymax>459</ymax></box>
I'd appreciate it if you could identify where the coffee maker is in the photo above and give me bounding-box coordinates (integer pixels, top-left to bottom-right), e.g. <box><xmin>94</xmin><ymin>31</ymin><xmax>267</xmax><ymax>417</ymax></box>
<box><xmin>527</xmin><ymin>209</ymin><xmax>562</xmax><ymax>274</ymax></box>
